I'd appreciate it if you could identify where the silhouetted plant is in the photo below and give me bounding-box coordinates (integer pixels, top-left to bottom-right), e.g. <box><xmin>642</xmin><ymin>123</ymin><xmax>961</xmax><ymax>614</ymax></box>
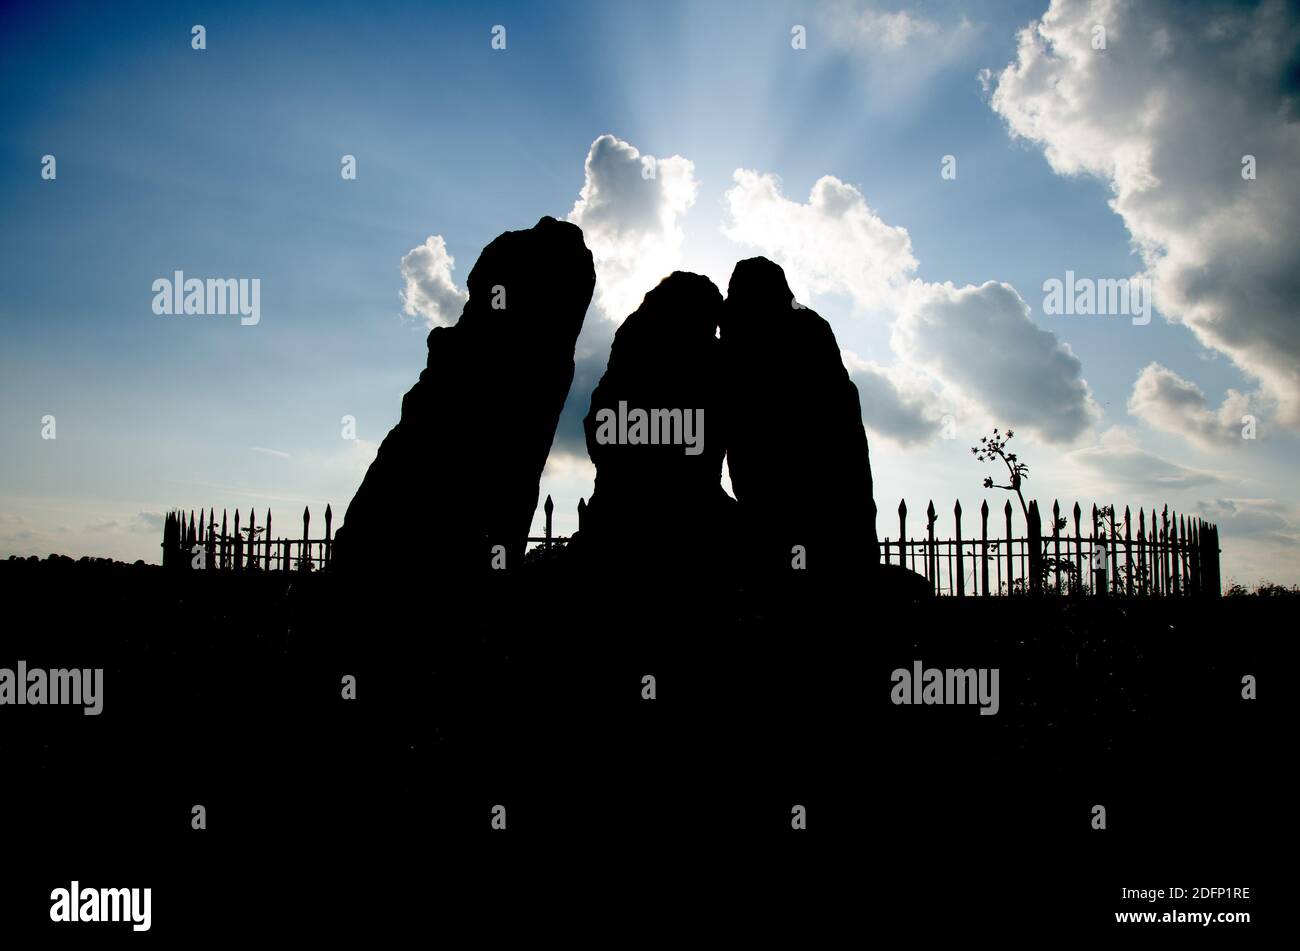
<box><xmin>522</xmin><ymin>542</ymin><xmax>567</xmax><ymax>566</ymax></box>
<box><xmin>974</xmin><ymin>428</ymin><xmax>1080</xmax><ymax>595</ymax></box>
<box><xmin>1225</xmin><ymin>579</ymin><xmax>1299</xmax><ymax>597</ymax></box>
<box><xmin>1044</xmin><ymin>556</ymin><xmax>1081</xmax><ymax>593</ymax></box>
<box><xmin>972</xmin><ymin>428</ymin><xmax>1031</xmax><ymax>522</ymax></box>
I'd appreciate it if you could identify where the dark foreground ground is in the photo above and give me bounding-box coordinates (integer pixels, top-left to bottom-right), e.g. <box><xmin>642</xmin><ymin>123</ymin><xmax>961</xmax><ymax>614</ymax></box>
<box><xmin>0</xmin><ymin>558</ymin><xmax>1283</xmax><ymax>940</ymax></box>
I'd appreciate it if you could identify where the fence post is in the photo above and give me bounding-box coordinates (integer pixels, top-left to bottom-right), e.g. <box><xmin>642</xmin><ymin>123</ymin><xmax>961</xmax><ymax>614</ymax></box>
<box><xmin>1091</xmin><ymin>504</ymin><xmax>1103</xmax><ymax>595</ymax></box>
<box><xmin>324</xmin><ymin>505</ymin><xmax>333</xmax><ymax>568</ymax></box>
<box><xmin>1160</xmin><ymin>506</ymin><xmax>1170</xmax><ymax>596</ymax></box>
<box><xmin>954</xmin><ymin>500</ymin><xmax>965</xmax><ymax>597</ymax></box>
<box><xmin>1171</xmin><ymin>512</ymin><xmax>1182</xmax><ymax>596</ymax></box>
<box><xmin>1051</xmin><ymin>500</ymin><xmax>1062</xmax><ymax>594</ymax></box>
<box><xmin>1156</xmin><ymin>507</ymin><xmax>1164</xmax><ymax>595</ymax></box>
<box><xmin>234</xmin><ymin>508</ymin><xmax>243</xmax><ymax>570</ymax></box>
<box><xmin>1205</xmin><ymin>521</ymin><xmax>1215</xmax><ymax>596</ymax></box>
<box><xmin>1170</xmin><ymin>513</ymin><xmax>1179</xmax><ymax>595</ymax></box>
<box><xmin>926</xmin><ymin>501</ymin><xmax>937</xmax><ymax>594</ymax></box>
<box><xmin>1103</xmin><ymin>506</ymin><xmax>1115</xmax><ymax>594</ymax></box>
<box><xmin>1004</xmin><ymin>501</ymin><xmax>1013</xmax><ymax>595</ymax></box>
<box><xmin>1198</xmin><ymin>522</ymin><xmax>1208</xmax><ymax>596</ymax></box>
<box><xmin>264</xmin><ymin>508</ymin><xmax>272</xmax><ymax>568</ymax></box>
<box><xmin>980</xmin><ymin>500</ymin><xmax>990</xmax><ymax>597</ymax></box>
<box><xmin>898</xmin><ymin>499</ymin><xmax>907</xmax><ymax>569</ymax></box>
<box><xmin>1208</xmin><ymin>523</ymin><xmax>1221</xmax><ymax>597</ymax></box>
<box><xmin>1189</xmin><ymin>520</ymin><xmax>1201</xmax><ymax>595</ymax></box>
<box><xmin>301</xmin><ymin>506</ymin><xmax>310</xmax><ymax>571</ymax></box>
<box><xmin>1072</xmin><ymin>502</ymin><xmax>1082</xmax><ymax>595</ymax></box>
<box><xmin>544</xmin><ymin>494</ymin><xmax>554</xmax><ymax>550</ymax></box>
<box><xmin>1137</xmin><ymin>508</ymin><xmax>1146</xmax><ymax>595</ymax></box>
<box><xmin>1123</xmin><ymin>506</ymin><xmax>1133</xmax><ymax>596</ymax></box>
<box><xmin>1181</xmin><ymin>515</ymin><xmax>1191</xmax><ymax>595</ymax></box>
<box><xmin>206</xmin><ymin>509</ymin><xmax>215</xmax><ymax>571</ymax></box>
<box><xmin>1028</xmin><ymin>500</ymin><xmax>1042</xmax><ymax>596</ymax></box>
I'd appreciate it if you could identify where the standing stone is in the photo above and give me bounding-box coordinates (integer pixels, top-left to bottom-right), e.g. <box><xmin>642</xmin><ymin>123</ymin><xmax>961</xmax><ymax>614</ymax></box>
<box><xmin>722</xmin><ymin>256</ymin><xmax>879</xmax><ymax>577</ymax></box>
<box><xmin>578</xmin><ymin>271</ymin><xmax>736</xmax><ymax>573</ymax></box>
<box><xmin>334</xmin><ymin>216</ymin><xmax>595</xmax><ymax>575</ymax></box>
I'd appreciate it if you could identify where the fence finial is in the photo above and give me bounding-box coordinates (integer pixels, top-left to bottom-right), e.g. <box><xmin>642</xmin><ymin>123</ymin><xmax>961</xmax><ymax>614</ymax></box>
<box><xmin>1027</xmin><ymin>499</ymin><xmax>1043</xmax><ymax>596</ymax></box>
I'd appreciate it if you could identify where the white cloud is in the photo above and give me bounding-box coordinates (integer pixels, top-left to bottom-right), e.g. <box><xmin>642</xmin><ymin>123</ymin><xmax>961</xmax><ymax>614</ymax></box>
<box><xmin>841</xmin><ymin>7</ymin><xmax>939</xmax><ymax>50</ymax></box>
<box><xmin>567</xmin><ymin>134</ymin><xmax>699</xmax><ymax>322</ymax></box>
<box><xmin>819</xmin><ymin>2</ymin><xmax>979</xmax><ymax>108</ymax></box>
<box><xmin>1068</xmin><ymin>426</ymin><xmax>1224</xmax><ymax>491</ymax></box>
<box><xmin>399</xmin><ymin>235</ymin><xmax>468</xmax><ymax>328</ymax></box>
<box><xmin>722</xmin><ymin>170</ymin><xmax>1099</xmax><ymax>444</ymax></box>
<box><xmin>1128</xmin><ymin>362</ymin><xmax>1252</xmax><ymax>447</ymax></box>
<box><xmin>841</xmin><ymin>351</ymin><xmax>944</xmax><ymax>445</ymax></box>
<box><xmin>723</xmin><ymin>170</ymin><xmax>915</xmax><ymax>312</ymax></box>
<box><xmin>1199</xmin><ymin>497</ymin><xmax>1300</xmax><ymax>547</ymax></box>
<box><xmin>986</xmin><ymin>0</ymin><xmax>1300</xmax><ymax>426</ymax></box>
<box><xmin>893</xmin><ymin>279</ymin><xmax>1101</xmax><ymax>443</ymax></box>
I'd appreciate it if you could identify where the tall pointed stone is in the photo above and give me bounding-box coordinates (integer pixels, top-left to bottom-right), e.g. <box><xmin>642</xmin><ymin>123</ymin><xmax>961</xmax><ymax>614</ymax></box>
<box><xmin>578</xmin><ymin>271</ymin><xmax>735</xmax><ymax>572</ymax></box>
<box><xmin>334</xmin><ymin>216</ymin><xmax>595</xmax><ymax>574</ymax></box>
<box><xmin>722</xmin><ymin>256</ymin><xmax>879</xmax><ymax>577</ymax></box>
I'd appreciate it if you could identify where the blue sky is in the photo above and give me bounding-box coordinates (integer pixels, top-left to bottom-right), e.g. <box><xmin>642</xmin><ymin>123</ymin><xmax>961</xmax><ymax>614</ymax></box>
<box><xmin>2</xmin><ymin>0</ymin><xmax>1298</xmax><ymax>584</ymax></box>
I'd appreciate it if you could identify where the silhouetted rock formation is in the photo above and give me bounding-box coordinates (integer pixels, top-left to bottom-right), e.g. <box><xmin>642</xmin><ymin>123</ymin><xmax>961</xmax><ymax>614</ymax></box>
<box><xmin>334</xmin><ymin>216</ymin><xmax>595</xmax><ymax>575</ymax></box>
<box><xmin>577</xmin><ymin>271</ymin><xmax>736</xmax><ymax>573</ymax></box>
<box><xmin>722</xmin><ymin>256</ymin><xmax>879</xmax><ymax>577</ymax></box>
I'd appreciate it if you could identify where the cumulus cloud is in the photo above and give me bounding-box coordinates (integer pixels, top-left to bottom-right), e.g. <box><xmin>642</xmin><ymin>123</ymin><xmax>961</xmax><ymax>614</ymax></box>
<box><xmin>722</xmin><ymin>170</ymin><xmax>1099</xmax><ymax>444</ymax></box>
<box><xmin>1069</xmin><ymin>427</ymin><xmax>1224</xmax><ymax>491</ymax></box>
<box><xmin>399</xmin><ymin>235</ymin><xmax>468</xmax><ymax>328</ymax></box>
<box><xmin>1128</xmin><ymin>363</ymin><xmax>1252</xmax><ymax>447</ymax></box>
<box><xmin>567</xmin><ymin>134</ymin><xmax>699</xmax><ymax>321</ymax></box>
<box><xmin>986</xmin><ymin>0</ymin><xmax>1300</xmax><ymax>426</ymax></box>
<box><xmin>841</xmin><ymin>351</ymin><xmax>944</xmax><ymax>445</ymax></box>
<box><xmin>893</xmin><ymin>280</ymin><xmax>1101</xmax><ymax>443</ymax></box>
<box><xmin>723</xmin><ymin>170</ymin><xmax>915</xmax><ymax>312</ymax></box>
<box><xmin>1198</xmin><ymin>497</ymin><xmax>1300</xmax><ymax>547</ymax></box>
